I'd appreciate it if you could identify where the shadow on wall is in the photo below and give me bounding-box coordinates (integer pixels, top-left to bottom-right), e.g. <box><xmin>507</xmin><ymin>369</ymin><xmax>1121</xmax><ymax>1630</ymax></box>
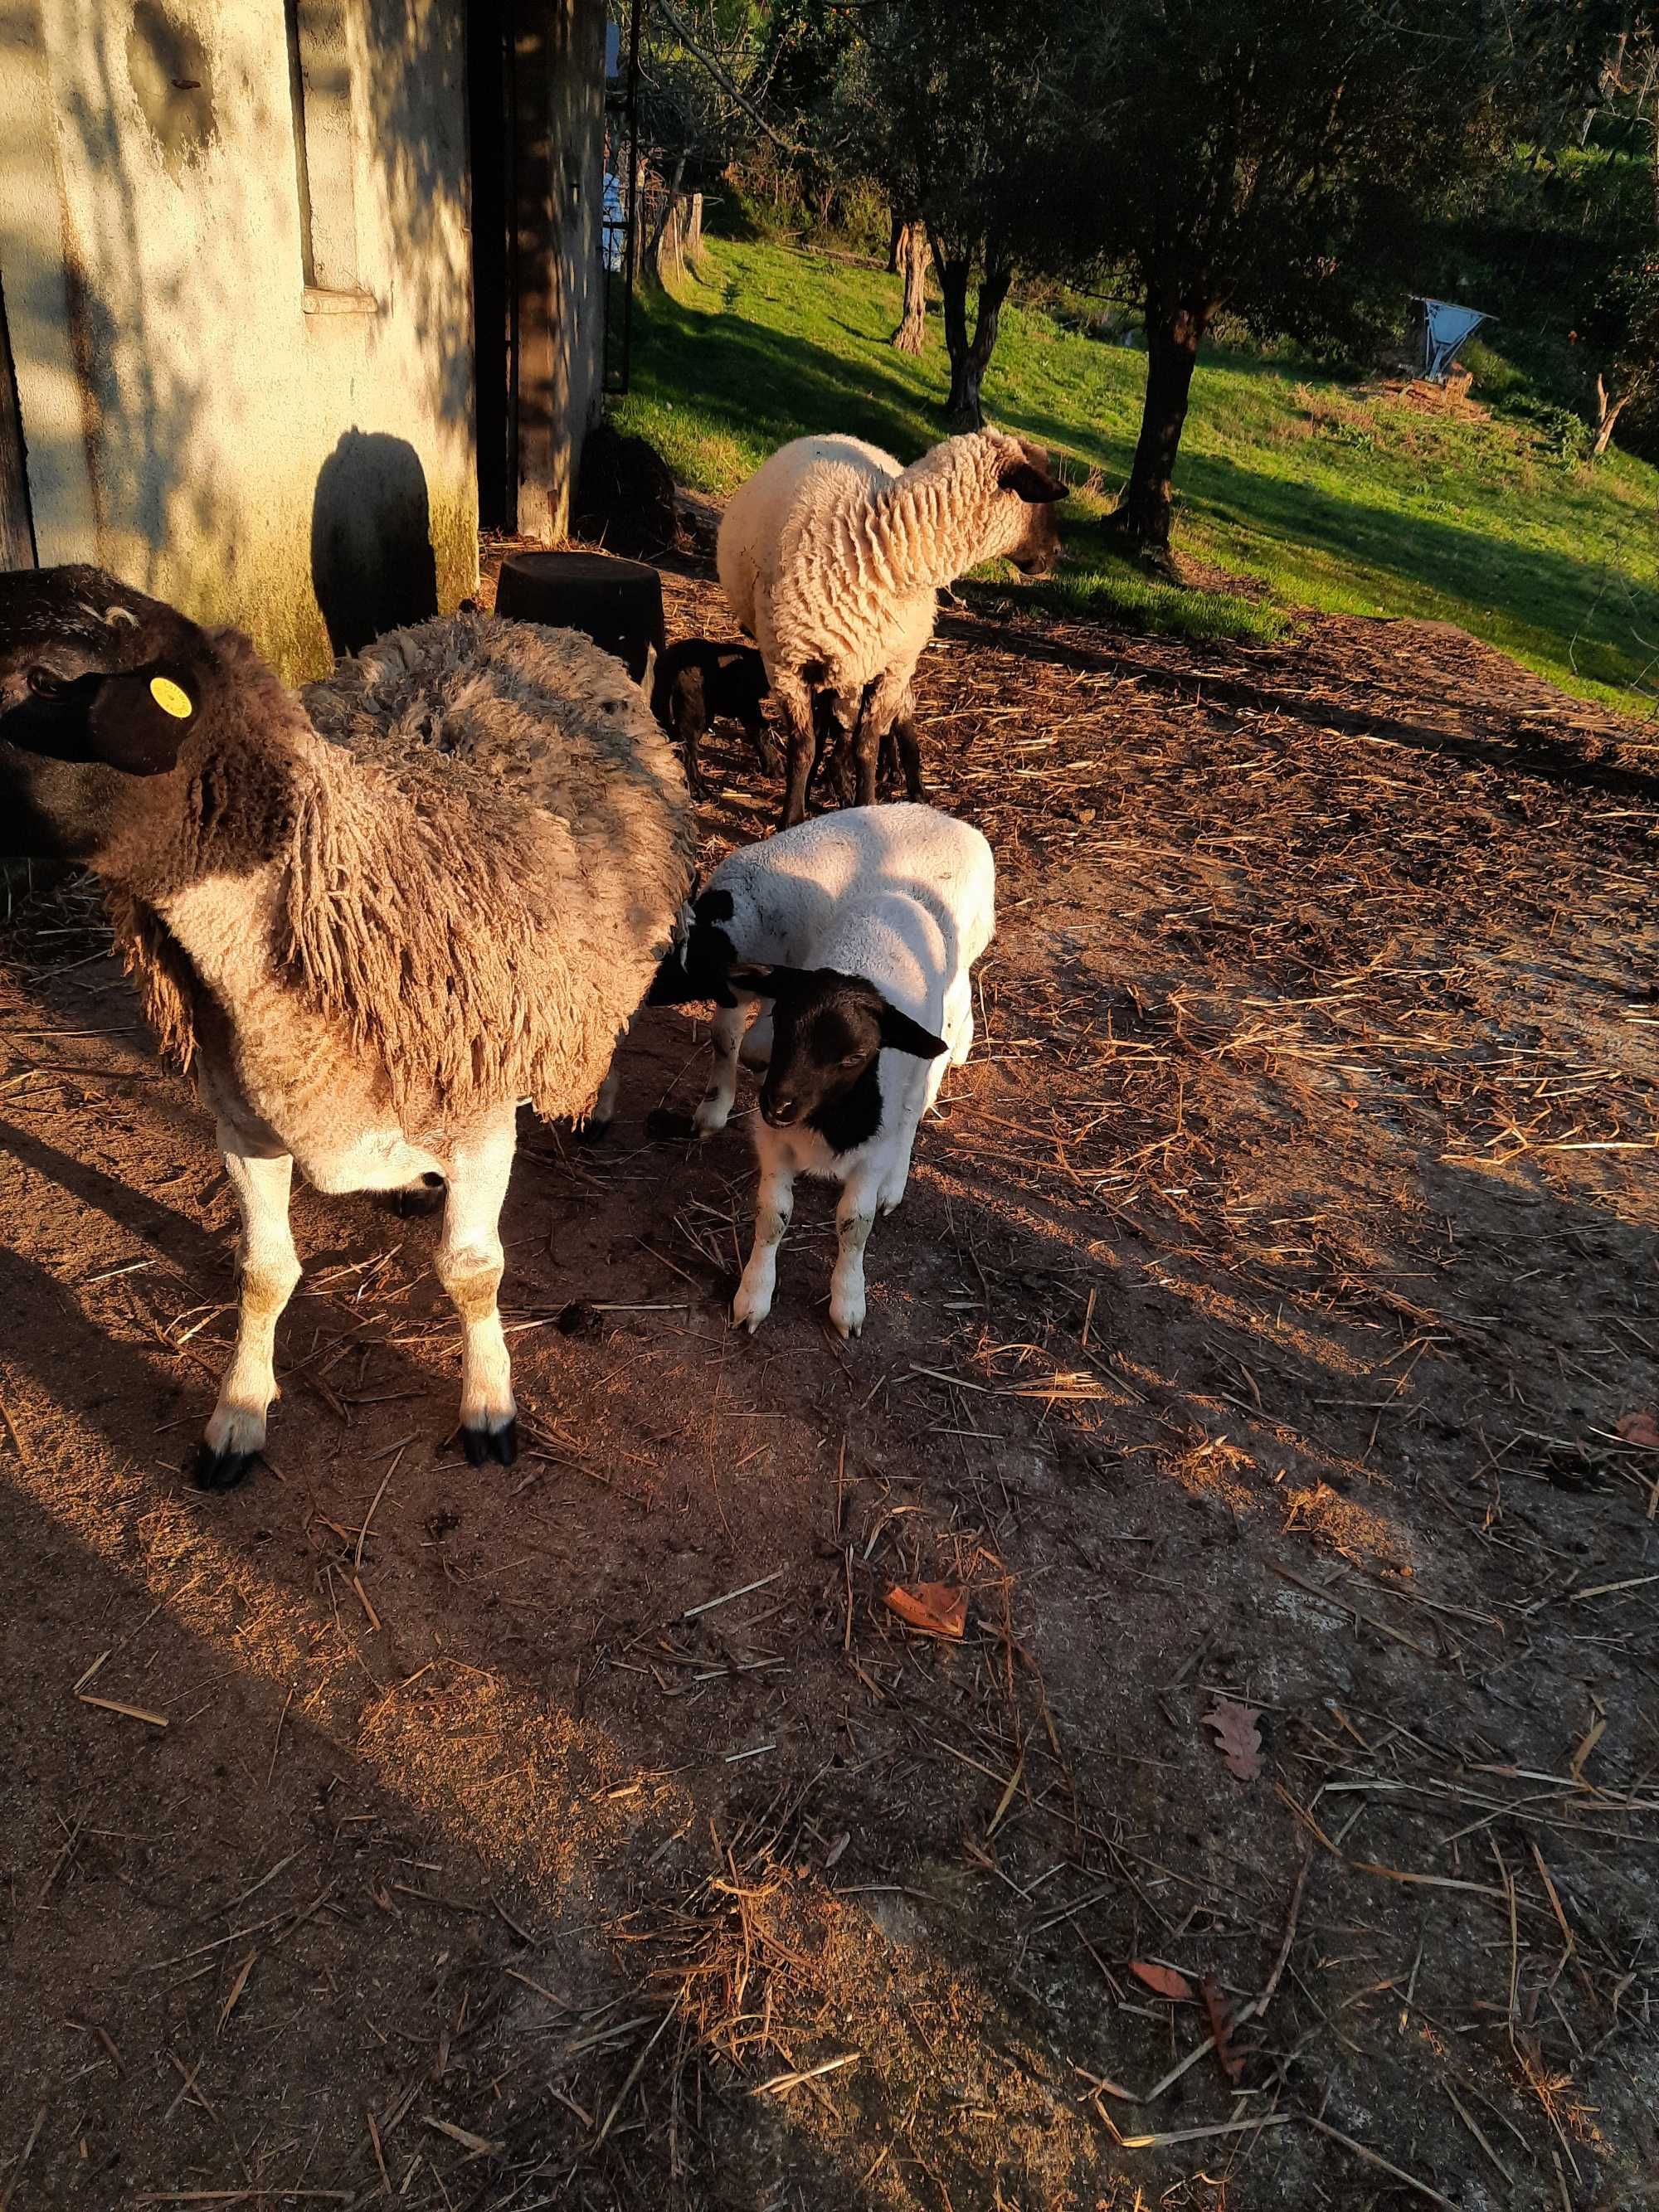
<box><xmin>310</xmin><ymin>429</ymin><xmax>438</xmax><ymax>656</ymax></box>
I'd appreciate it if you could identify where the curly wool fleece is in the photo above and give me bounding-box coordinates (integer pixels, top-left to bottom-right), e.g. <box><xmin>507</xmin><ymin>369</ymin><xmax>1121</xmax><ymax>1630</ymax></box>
<box><xmin>119</xmin><ymin>613</ymin><xmax>693</xmax><ymax>1145</ymax></box>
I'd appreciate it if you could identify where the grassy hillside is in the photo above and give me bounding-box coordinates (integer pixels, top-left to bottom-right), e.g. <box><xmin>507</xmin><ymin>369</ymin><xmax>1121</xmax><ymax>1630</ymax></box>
<box><xmin>615</xmin><ymin>236</ymin><xmax>1659</xmax><ymax>713</ymax></box>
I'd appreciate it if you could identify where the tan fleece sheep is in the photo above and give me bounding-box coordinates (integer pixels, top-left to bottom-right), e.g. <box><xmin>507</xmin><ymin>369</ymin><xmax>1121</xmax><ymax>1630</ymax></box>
<box><xmin>716</xmin><ymin>428</ymin><xmax>1068</xmax><ymax>826</ymax></box>
<box><xmin>0</xmin><ymin>569</ymin><xmax>693</xmax><ymax>1488</ymax></box>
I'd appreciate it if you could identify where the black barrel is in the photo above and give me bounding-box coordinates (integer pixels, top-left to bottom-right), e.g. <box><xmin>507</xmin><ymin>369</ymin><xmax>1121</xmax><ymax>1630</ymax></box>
<box><xmin>494</xmin><ymin>550</ymin><xmax>666</xmax><ymax>684</ymax></box>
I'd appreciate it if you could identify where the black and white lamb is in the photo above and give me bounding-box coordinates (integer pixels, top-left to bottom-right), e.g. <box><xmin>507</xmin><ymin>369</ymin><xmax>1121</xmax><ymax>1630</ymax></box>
<box><xmin>649</xmin><ymin>803</ymin><xmax>995</xmax><ymax>1335</ymax></box>
<box><xmin>0</xmin><ymin>569</ymin><xmax>693</xmax><ymax>1486</ymax></box>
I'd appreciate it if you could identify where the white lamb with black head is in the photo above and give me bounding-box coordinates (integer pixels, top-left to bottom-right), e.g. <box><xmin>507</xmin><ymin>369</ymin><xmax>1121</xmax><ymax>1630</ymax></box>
<box><xmin>650</xmin><ymin>804</ymin><xmax>995</xmax><ymax>1336</ymax></box>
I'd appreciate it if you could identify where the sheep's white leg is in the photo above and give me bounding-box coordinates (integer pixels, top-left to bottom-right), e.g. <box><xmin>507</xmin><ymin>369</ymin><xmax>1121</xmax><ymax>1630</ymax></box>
<box><xmin>877</xmin><ymin>1073</ymin><xmax>930</xmax><ymax>1212</ymax></box>
<box><xmin>829</xmin><ymin>1162</ymin><xmax>886</xmax><ymax>1338</ymax></box>
<box><xmin>732</xmin><ymin>1151</ymin><xmax>795</xmax><ymax>1332</ymax></box>
<box><xmin>695</xmin><ymin>999</ymin><xmax>757</xmax><ymax>1135</ymax></box>
<box><xmin>944</xmin><ymin>972</ymin><xmax>974</xmax><ymax>1069</ymax></box>
<box><xmin>437</xmin><ymin>1113</ymin><xmax>519</xmax><ymax>1467</ymax></box>
<box><xmin>581</xmin><ymin>1034</ymin><xmax>625</xmax><ymax>1143</ymax></box>
<box><xmin>198</xmin><ymin>1141</ymin><xmax>300</xmax><ymax>1491</ymax></box>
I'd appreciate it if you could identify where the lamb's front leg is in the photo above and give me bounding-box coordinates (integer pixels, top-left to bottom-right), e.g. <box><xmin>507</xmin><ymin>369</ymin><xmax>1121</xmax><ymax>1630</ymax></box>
<box><xmin>854</xmin><ymin>669</ymin><xmax>912</xmax><ymax>809</ymax></box>
<box><xmin>829</xmin><ymin>1160</ymin><xmax>887</xmax><ymax>1339</ymax></box>
<box><xmin>695</xmin><ymin>999</ymin><xmax>755</xmax><ymax>1135</ymax></box>
<box><xmin>197</xmin><ymin>1139</ymin><xmax>301</xmax><ymax>1490</ymax></box>
<box><xmin>437</xmin><ymin>1112</ymin><xmax>519</xmax><ymax>1466</ymax></box>
<box><xmin>732</xmin><ymin>1145</ymin><xmax>795</xmax><ymax>1331</ymax></box>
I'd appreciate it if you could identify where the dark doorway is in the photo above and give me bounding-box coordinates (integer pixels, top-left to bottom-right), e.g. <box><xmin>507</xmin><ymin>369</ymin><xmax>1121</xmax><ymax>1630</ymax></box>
<box><xmin>467</xmin><ymin>0</ymin><xmax>513</xmax><ymax>532</ymax></box>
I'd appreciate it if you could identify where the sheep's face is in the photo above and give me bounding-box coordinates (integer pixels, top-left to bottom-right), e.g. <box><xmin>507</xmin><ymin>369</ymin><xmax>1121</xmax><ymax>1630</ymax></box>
<box><xmin>729</xmin><ymin>962</ymin><xmax>946</xmax><ymax>1145</ymax></box>
<box><xmin>0</xmin><ymin>566</ymin><xmax>212</xmax><ymax>862</ymax></box>
<box><xmin>996</xmin><ymin>438</ymin><xmax>1069</xmax><ymax>576</ymax></box>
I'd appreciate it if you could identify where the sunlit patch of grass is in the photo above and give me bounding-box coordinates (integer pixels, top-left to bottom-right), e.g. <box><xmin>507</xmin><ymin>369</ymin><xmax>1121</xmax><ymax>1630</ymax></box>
<box><xmin>1026</xmin><ymin>560</ymin><xmax>1290</xmax><ymax>645</ymax></box>
<box><xmin>616</xmin><ymin>238</ymin><xmax>1659</xmax><ymax>712</ymax></box>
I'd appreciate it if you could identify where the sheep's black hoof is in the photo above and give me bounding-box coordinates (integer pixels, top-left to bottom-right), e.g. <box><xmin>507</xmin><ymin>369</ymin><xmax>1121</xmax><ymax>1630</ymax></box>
<box><xmin>194</xmin><ymin>1441</ymin><xmax>259</xmax><ymax>1492</ymax></box>
<box><xmin>387</xmin><ymin>1172</ymin><xmax>446</xmax><ymax>1218</ymax></box>
<box><xmin>462</xmin><ymin>1417</ymin><xmax>518</xmax><ymax>1469</ymax></box>
<box><xmin>645</xmin><ymin>1106</ymin><xmax>696</xmax><ymax>1144</ymax></box>
<box><xmin>574</xmin><ymin>1116</ymin><xmax>611</xmax><ymax>1147</ymax></box>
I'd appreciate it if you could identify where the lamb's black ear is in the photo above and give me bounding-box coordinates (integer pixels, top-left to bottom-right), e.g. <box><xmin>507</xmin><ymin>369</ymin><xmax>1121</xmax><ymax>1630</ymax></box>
<box><xmin>85</xmin><ymin>663</ymin><xmax>201</xmax><ymax>775</ymax></box>
<box><xmin>999</xmin><ymin>459</ymin><xmax>1069</xmax><ymax>504</ymax></box>
<box><xmin>877</xmin><ymin>1002</ymin><xmax>949</xmax><ymax>1059</ymax></box>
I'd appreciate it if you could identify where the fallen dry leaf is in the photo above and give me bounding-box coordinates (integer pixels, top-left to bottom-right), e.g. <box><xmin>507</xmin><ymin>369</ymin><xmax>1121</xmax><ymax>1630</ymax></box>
<box><xmin>1617</xmin><ymin>1411</ymin><xmax>1659</xmax><ymax>1449</ymax></box>
<box><xmin>1204</xmin><ymin>1699</ymin><xmax>1263</xmax><ymax>1782</ymax></box>
<box><xmin>883</xmin><ymin>1582</ymin><xmax>968</xmax><ymax>1640</ymax></box>
<box><xmin>1201</xmin><ymin>1973</ymin><xmax>1245</xmax><ymax>2083</ymax></box>
<box><xmin>1129</xmin><ymin>1958</ymin><xmax>1195</xmax><ymax>2002</ymax></box>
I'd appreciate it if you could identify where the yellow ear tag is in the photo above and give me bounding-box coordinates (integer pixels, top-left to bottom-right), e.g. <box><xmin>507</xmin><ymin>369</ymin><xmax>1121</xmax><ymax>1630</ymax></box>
<box><xmin>149</xmin><ymin>675</ymin><xmax>193</xmax><ymax>719</ymax></box>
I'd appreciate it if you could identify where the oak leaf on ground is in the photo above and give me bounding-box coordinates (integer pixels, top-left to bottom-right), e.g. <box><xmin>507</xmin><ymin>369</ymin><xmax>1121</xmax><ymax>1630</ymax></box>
<box><xmin>1129</xmin><ymin>1959</ymin><xmax>1195</xmax><ymax>2001</ymax></box>
<box><xmin>1204</xmin><ymin>1698</ymin><xmax>1263</xmax><ymax>1782</ymax></box>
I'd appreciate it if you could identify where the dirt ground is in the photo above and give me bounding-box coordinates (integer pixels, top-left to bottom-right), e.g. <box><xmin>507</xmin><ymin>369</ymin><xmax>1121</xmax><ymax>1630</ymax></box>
<box><xmin>1</xmin><ymin>541</ymin><xmax>1657</xmax><ymax>2212</ymax></box>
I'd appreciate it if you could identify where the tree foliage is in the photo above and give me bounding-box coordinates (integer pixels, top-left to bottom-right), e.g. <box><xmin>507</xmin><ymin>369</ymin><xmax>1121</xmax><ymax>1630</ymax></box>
<box><xmin>630</xmin><ymin>0</ymin><xmax>1659</xmax><ymax>527</ymax></box>
<box><xmin>1058</xmin><ymin>0</ymin><xmax>1507</xmax><ymax>547</ymax></box>
<box><xmin>836</xmin><ymin>0</ymin><xmax>1071</xmax><ymax>424</ymax></box>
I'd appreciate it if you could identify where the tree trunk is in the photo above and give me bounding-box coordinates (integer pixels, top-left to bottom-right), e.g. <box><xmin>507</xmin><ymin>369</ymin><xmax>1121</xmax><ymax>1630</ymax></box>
<box><xmin>1591</xmin><ymin>372</ymin><xmax>1629</xmax><ymax>458</ymax></box>
<box><xmin>890</xmin><ymin>221</ymin><xmax>927</xmax><ymax>354</ymax></box>
<box><xmin>934</xmin><ymin>245</ymin><xmax>972</xmax><ymax>416</ymax></box>
<box><xmin>1116</xmin><ymin>291</ymin><xmax>1207</xmax><ymax>551</ymax></box>
<box><xmin>684</xmin><ymin>192</ymin><xmax>703</xmax><ymax>268</ymax></box>
<box><xmin>645</xmin><ymin>157</ymin><xmax>687</xmax><ymax>287</ymax></box>
<box><xmin>932</xmin><ymin>244</ymin><xmax>1011</xmax><ymax>429</ymax></box>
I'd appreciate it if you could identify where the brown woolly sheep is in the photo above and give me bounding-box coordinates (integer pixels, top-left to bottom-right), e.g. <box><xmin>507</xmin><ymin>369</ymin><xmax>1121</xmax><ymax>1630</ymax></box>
<box><xmin>0</xmin><ymin>570</ymin><xmax>693</xmax><ymax>1488</ymax></box>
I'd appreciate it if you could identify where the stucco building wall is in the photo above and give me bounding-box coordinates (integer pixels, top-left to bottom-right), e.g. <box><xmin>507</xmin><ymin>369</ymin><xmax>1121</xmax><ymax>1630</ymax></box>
<box><xmin>0</xmin><ymin>0</ymin><xmax>480</xmax><ymax>678</ymax></box>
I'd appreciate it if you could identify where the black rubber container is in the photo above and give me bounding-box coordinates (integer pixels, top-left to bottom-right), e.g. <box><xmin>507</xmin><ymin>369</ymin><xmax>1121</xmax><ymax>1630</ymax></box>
<box><xmin>494</xmin><ymin>550</ymin><xmax>666</xmax><ymax>684</ymax></box>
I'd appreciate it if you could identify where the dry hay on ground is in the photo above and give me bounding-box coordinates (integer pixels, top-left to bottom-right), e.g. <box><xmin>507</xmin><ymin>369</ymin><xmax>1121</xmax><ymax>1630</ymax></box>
<box><xmin>0</xmin><ymin>553</ymin><xmax>1655</xmax><ymax>2212</ymax></box>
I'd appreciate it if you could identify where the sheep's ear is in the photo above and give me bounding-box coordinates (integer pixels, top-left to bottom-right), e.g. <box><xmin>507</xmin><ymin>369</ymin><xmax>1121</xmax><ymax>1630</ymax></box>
<box><xmin>86</xmin><ymin>664</ymin><xmax>200</xmax><ymax>775</ymax></box>
<box><xmin>5</xmin><ymin>661</ymin><xmax>197</xmax><ymax>776</ymax></box>
<box><xmin>877</xmin><ymin>1002</ymin><xmax>949</xmax><ymax>1060</ymax></box>
<box><xmin>999</xmin><ymin>459</ymin><xmax>1069</xmax><ymax>504</ymax></box>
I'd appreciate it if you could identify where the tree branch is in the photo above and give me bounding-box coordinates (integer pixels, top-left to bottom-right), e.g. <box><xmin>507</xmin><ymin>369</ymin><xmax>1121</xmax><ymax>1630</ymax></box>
<box><xmin>648</xmin><ymin>0</ymin><xmax>810</xmax><ymax>157</ymax></box>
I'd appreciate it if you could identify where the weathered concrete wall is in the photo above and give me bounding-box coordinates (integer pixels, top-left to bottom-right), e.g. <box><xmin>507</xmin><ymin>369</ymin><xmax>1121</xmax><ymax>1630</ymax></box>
<box><xmin>0</xmin><ymin>0</ymin><xmax>479</xmax><ymax>678</ymax></box>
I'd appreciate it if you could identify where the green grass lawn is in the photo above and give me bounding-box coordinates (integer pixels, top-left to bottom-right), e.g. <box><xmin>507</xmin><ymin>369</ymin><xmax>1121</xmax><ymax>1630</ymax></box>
<box><xmin>615</xmin><ymin>236</ymin><xmax>1659</xmax><ymax>714</ymax></box>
